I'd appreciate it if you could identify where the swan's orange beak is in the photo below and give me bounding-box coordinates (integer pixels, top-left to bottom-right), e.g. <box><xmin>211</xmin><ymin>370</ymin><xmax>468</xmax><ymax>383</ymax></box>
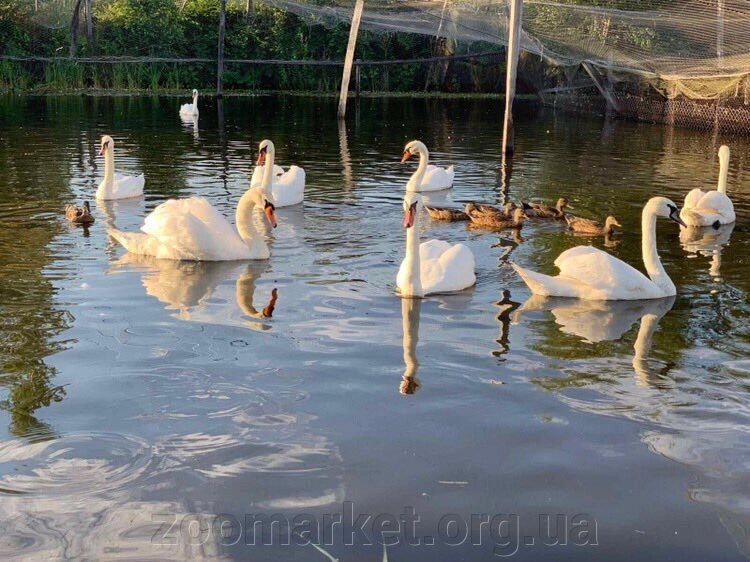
<box><xmin>257</xmin><ymin>148</ymin><xmax>267</xmax><ymax>166</ymax></box>
<box><xmin>403</xmin><ymin>202</ymin><xmax>417</xmax><ymax>229</ymax></box>
<box><xmin>401</xmin><ymin>150</ymin><xmax>412</xmax><ymax>163</ymax></box>
<box><xmin>264</xmin><ymin>200</ymin><xmax>277</xmax><ymax>228</ymax></box>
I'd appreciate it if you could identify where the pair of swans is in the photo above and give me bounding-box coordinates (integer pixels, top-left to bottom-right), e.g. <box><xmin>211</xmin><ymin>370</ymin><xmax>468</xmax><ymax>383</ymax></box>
<box><xmin>397</xmin><ymin>140</ymin><xmax>475</xmax><ymax>297</ymax></box>
<box><xmin>97</xmin><ymin>135</ymin><xmax>145</xmax><ymax>200</ymax></box>
<box><xmin>249</xmin><ymin>140</ymin><xmax>306</xmax><ymax>207</ymax></box>
<box><xmin>110</xmin><ymin>142</ymin><xmax>278</xmax><ymax>261</ymax></box>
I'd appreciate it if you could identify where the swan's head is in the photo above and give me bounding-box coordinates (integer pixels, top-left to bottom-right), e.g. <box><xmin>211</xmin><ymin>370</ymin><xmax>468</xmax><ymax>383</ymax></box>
<box><xmin>401</xmin><ymin>140</ymin><xmax>428</xmax><ymax>163</ymax></box>
<box><xmin>719</xmin><ymin>145</ymin><xmax>730</xmax><ymax>162</ymax></box>
<box><xmin>402</xmin><ymin>192</ymin><xmax>423</xmax><ymax>229</ymax></box>
<box><xmin>192</xmin><ymin>89</ymin><xmax>198</xmax><ymax>97</ymax></box>
<box><xmin>648</xmin><ymin>197</ymin><xmax>686</xmax><ymax>227</ymax></box>
<box><xmin>256</xmin><ymin>139</ymin><xmax>275</xmax><ymax>166</ymax></box>
<box><xmin>604</xmin><ymin>216</ymin><xmax>622</xmax><ymax>230</ymax></box>
<box><xmin>249</xmin><ymin>187</ymin><xmax>277</xmax><ymax>228</ymax></box>
<box><xmin>99</xmin><ymin>135</ymin><xmax>114</xmax><ymax>156</ymax></box>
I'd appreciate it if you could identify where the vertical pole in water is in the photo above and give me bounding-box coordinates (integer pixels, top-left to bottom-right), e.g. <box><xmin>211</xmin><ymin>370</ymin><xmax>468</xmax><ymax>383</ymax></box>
<box><xmin>355</xmin><ymin>60</ymin><xmax>361</xmax><ymax>98</ymax></box>
<box><xmin>217</xmin><ymin>0</ymin><xmax>226</xmax><ymax>98</ymax></box>
<box><xmin>501</xmin><ymin>0</ymin><xmax>523</xmax><ymax>155</ymax></box>
<box><xmin>338</xmin><ymin>0</ymin><xmax>365</xmax><ymax>119</ymax></box>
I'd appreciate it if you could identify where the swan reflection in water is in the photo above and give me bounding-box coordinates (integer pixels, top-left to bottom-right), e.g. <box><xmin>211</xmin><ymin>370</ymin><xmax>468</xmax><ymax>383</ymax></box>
<box><xmin>111</xmin><ymin>256</ymin><xmax>278</xmax><ymax>330</ymax></box>
<box><xmin>514</xmin><ymin>295</ymin><xmax>675</xmax><ymax>387</ymax></box>
<box><xmin>179</xmin><ymin>113</ymin><xmax>199</xmax><ymax>141</ymax></box>
<box><xmin>679</xmin><ymin>223</ymin><xmax>734</xmax><ymax>279</ymax></box>
<box><xmin>400</xmin><ymin>298</ymin><xmax>422</xmax><ymax>395</ymax></box>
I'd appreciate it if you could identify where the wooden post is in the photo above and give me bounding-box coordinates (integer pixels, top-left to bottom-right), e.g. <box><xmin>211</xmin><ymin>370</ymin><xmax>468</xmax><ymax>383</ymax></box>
<box><xmin>84</xmin><ymin>0</ymin><xmax>93</xmax><ymax>46</ymax></box>
<box><xmin>582</xmin><ymin>62</ymin><xmax>619</xmax><ymax>114</ymax></box>
<box><xmin>70</xmin><ymin>0</ymin><xmax>84</xmax><ymax>57</ymax></box>
<box><xmin>217</xmin><ymin>0</ymin><xmax>226</xmax><ymax>98</ymax></box>
<box><xmin>338</xmin><ymin>0</ymin><xmax>364</xmax><ymax>119</ymax></box>
<box><xmin>501</xmin><ymin>0</ymin><xmax>522</xmax><ymax>155</ymax></box>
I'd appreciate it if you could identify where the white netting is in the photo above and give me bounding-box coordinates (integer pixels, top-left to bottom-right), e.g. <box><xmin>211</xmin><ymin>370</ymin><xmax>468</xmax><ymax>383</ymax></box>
<box><xmin>261</xmin><ymin>0</ymin><xmax>750</xmax><ymax>99</ymax></box>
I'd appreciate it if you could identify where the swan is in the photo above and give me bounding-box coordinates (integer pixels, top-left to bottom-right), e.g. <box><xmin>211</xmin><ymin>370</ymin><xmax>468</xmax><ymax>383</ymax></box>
<box><xmin>109</xmin><ymin>185</ymin><xmax>277</xmax><ymax>261</ymax></box>
<box><xmin>512</xmin><ymin>197</ymin><xmax>686</xmax><ymax>300</ymax></box>
<box><xmin>681</xmin><ymin>145</ymin><xmax>735</xmax><ymax>227</ymax></box>
<box><xmin>249</xmin><ymin>139</ymin><xmax>305</xmax><ymax>207</ymax></box>
<box><xmin>401</xmin><ymin>140</ymin><xmax>454</xmax><ymax>192</ymax></box>
<box><xmin>179</xmin><ymin>89</ymin><xmax>199</xmax><ymax>117</ymax></box>
<box><xmin>397</xmin><ymin>192</ymin><xmax>475</xmax><ymax>297</ymax></box>
<box><xmin>96</xmin><ymin>135</ymin><xmax>145</xmax><ymax>200</ymax></box>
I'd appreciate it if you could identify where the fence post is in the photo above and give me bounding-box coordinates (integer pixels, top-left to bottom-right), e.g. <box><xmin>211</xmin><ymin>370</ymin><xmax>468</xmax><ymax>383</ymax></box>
<box><xmin>501</xmin><ymin>0</ymin><xmax>522</xmax><ymax>155</ymax></box>
<box><xmin>69</xmin><ymin>0</ymin><xmax>84</xmax><ymax>57</ymax></box>
<box><xmin>217</xmin><ymin>0</ymin><xmax>226</xmax><ymax>97</ymax></box>
<box><xmin>84</xmin><ymin>0</ymin><xmax>93</xmax><ymax>46</ymax></box>
<box><xmin>338</xmin><ymin>0</ymin><xmax>364</xmax><ymax>119</ymax></box>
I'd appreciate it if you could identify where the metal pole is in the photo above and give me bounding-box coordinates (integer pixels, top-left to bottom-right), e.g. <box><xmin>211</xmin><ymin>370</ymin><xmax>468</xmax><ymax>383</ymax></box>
<box><xmin>338</xmin><ymin>0</ymin><xmax>364</xmax><ymax>119</ymax></box>
<box><xmin>217</xmin><ymin>0</ymin><xmax>226</xmax><ymax>98</ymax></box>
<box><xmin>501</xmin><ymin>0</ymin><xmax>523</xmax><ymax>155</ymax></box>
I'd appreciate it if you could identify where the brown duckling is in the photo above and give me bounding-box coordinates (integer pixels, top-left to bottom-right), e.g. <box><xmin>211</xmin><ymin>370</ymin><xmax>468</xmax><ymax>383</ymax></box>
<box><xmin>566</xmin><ymin>215</ymin><xmax>621</xmax><ymax>236</ymax></box>
<box><xmin>65</xmin><ymin>201</ymin><xmax>95</xmax><ymax>225</ymax></box>
<box><xmin>424</xmin><ymin>205</ymin><xmax>470</xmax><ymax>221</ymax></box>
<box><xmin>468</xmin><ymin>207</ymin><xmax>527</xmax><ymax>230</ymax></box>
<box><xmin>522</xmin><ymin>197</ymin><xmax>568</xmax><ymax>219</ymax></box>
<box><xmin>466</xmin><ymin>201</ymin><xmax>516</xmax><ymax>219</ymax></box>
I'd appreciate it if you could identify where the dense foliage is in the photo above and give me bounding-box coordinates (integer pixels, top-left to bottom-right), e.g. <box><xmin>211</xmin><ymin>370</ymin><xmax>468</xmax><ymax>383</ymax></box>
<box><xmin>0</xmin><ymin>0</ymin><xmax>505</xmax><ymax>92</ymax></box>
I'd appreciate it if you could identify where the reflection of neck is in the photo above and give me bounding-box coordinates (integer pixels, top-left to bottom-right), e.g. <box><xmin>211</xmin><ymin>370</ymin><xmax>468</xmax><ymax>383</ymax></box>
<box><xmin>633</xmin><ymin>313</ymin><xmax>659</xmax><ymax>387</ymax></box>
<box><xmin>97</xmin><ymin>150</ymin><xmax>115</xmax><ymax>198</ymax></box>
<box><xmin>642</xmin><ymin>207</ymin><xmax>674</xmax><ymax>296</ymax></box>
<box><xmin>236</xmin><ymin>266</ymin><xmax>269</xmax><ymax>318</ymax></box>
<box><xmin>402</xmin><ymin>298</ymin><xmax>421</xmax><ymax>388</ymax></box>
<box><xmin>403</xmin><ymin>211</ymin><xmax>423</xmax><ymax>297</ymax></box>
<box><xmin>710</xmin><ymin>248</ymin><xmax>721</xmax><ymax>278</ymax></box>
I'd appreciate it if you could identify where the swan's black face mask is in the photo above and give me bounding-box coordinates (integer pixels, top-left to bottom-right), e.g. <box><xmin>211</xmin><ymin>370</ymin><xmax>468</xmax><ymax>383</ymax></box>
<box><xmin>257</xmin><ymin>147</ymin><xmax>268</xmax><ymax>166</ymax></box>
<box><xmin>667</xmin><ymin>203</ymin><xmax>687</xmax><ymax>227</ymax></box>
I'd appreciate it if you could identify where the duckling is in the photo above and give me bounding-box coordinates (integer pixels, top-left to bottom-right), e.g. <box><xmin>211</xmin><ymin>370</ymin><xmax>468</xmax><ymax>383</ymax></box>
<box><xmin>566</xmin><ymin>215</ymin><xmax>621</xmax><ymax>236</ymax></box>
<box><xmin>466</xmin><ymin>201</ymin><xmax>516</xmax><ymax>219</ymax></box>
<box><xmin>522</xmin><ymin>197</ymin><xmax>568</xmax><ymax>219</ymax></box>
<box><xmin>468</xmin><ymin>207</ymin><xmax>527</xmax><ymax>230</ymax></box>
<box><xmin>65</xmin><ymin>201</ymin><xmax>95</xmax><ymax>225</ymax></box>
<box><xmin>424</xmin><ymin>205</ymin><xmax>470</xmax><ymax>221</ymax></box>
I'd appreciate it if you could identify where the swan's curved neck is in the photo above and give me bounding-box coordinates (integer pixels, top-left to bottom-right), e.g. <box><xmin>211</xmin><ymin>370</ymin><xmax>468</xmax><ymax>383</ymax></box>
<box><xmin>412</xmin><ymin>148</ymin><xmax>429</xmax><ymax>186</ymax></box>
<box><xmin>97</xmin><ymin>148</ymin><xmax>115</xmax><ymax>198</ymax></box>
<box><xmin>718</xmin><ymin>150</ymin><xmax>729</xmax><ymax>194</ymax></box>
<box><xmin>402</xmin><ymin>298</ymin><xmax>420</xmax><ymax>381</ymax></box>
<box><xmin>261</xmin><ymin>148</ymin><xmax>275</xmax><ymax>194</ymax></box>
<box><xmin>403</xmin><ymin>208</ymin><xmax>423</xmax><ymax>297</ymax></box>
<box><xmin>236</xmin><ymin>191</ymin><xmax>266</xmax><ymax>253</ymax></box>
<box><xmin>642</xmin><ymin>208</ymin><xmax>675</xmax><ymax>296</ymax></box>
<box><xmin>193</xmin><ymin>92</ymin><xmax>198</xmax><ymax>105</ymax></box>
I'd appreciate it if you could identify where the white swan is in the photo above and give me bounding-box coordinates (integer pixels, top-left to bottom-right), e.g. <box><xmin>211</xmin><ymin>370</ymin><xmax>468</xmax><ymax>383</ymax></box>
<box><xmin>109</xmin><ymin>185</ymin><xmax>277</xmax><ymax>261</ymax></box>
<box><xmin>397</xmin><ymin>192</ymin><xmax>475</xmax><ymax>297</ymax></box>
<box><xmin>250</xmin><ymin>139</ymin><xmax>305</xmax><ymax>207</ymax></box>
<box><xmin>96</xmin><ymin>135</ymin><xmax>145</xmax><ymax>200</ymax></box>
<box><xmin>401</xmin><ymin>140</ymin><xmax>454</xmax><ymax>192</ymax></box>
<box><xmin>681</xmin><ymin>145</ymin><xmax>735</xmax><ymax>227</ymax></box>
<box><xmin>512</xmin><ymin>197</ymin><xmax>686</xmax><ymax>300</ymax></box>
<box><xmin>179</xmin><ymin>89</ymin><xmax>199</xmax><ymax>117</ymax></box>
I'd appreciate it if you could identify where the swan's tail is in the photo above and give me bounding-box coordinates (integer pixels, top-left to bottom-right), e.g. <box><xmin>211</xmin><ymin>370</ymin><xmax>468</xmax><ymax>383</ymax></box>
<box><xmin>109</xmin><ymin>228</ymin><xmax>152</xmax><ymax>256</ymax></box>
<box><xmin>511</xmin><ymin>262</ymin><xmax>579</xmax><ymax>297</ymax></box>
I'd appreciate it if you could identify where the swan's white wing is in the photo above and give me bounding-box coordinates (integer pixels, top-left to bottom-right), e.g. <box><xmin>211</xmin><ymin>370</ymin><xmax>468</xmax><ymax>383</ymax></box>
<box><xmin>554</xmin><ymin>246</ymin><xmax>657</xmax><ymax>299</ymax></box>
<box><xmin>250</xmin><ymin>165</ymin><xmax>285</xmax><ymax>188</ymax></box>
<box><xmin>420</xmin><ymin>239</ymin><xmax>475</xmax><ymax>294</ymax></box>
<box><xmin>272</xmin><ymin>165</ymin><xmax>305</xmax><ymax>207</ymax></box>
<box><xmin>683</xmin><ymin>188</ymin><xmax>705</xmax><ymax>210</ymax></box>
<box><xmin>110</xmin><ymin>173</ymin><xmax>145</xmax><ymax>199</ymax></box>
<box><xmin>420</xmin><ymin>165</ymin><xmax>453</xmax><ymax>191</ymax></box>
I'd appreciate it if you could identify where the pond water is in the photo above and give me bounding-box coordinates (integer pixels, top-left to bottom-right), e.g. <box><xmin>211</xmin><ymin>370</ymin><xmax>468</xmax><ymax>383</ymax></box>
<box><xmin>0</xmin><ymin>94</ymin><xmax>749</xmax><ymax>561</ymax></box>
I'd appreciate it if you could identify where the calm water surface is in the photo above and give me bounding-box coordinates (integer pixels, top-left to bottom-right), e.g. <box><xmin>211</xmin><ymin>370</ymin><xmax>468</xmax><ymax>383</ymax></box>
<box><xmin>0</xmin><ymin>94</ymin><xmax>749</xmax><ymax>561</ymax></box>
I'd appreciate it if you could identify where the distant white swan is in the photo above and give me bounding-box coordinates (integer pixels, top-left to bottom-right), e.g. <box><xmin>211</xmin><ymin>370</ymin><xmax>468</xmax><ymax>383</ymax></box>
<box><xmin>397</xmin><ymin>192</ymin><xmax>475</xmax><ymax>297</ymax></box>
<box><xmin>512</xmin><ymin>197</ymin><xmax>686</xmax><ymax>300</ymax></box>
<box><xmin>401</xmin><ymin>140</ymin><xmax>454</xmax><ymax>192</ymax></box>
<box><xmin>96</xmin><ymin>135</ymin><xmax>145</xmax><ymax>200</ymax></box>
<box><xmin>109</xmin><ymin>186</ymin><xmax>277</xmax><ymax>261</ymax></box>
<box><xmin>681</xmin><ymin>145</ymin><xmax>735</xmax><ymax>227</ymax></box>
<box><xmin>179</xmin><ymin>89</ymin><xmax>199</xmax><ymax>117</ymax></box>
<box><xmin>250</xmin><ymin>139</ymin><xmax>305</xmax><ymax>207</ymax></box>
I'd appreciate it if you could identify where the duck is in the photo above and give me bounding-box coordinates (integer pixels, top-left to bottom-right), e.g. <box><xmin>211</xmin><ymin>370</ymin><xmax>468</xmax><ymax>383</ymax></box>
<box><xmin>65</xmin><ymin>201</ymin><xmax>95</xmax><ymax>224</ymax></box>
<box><xmin>522</xmin><ymin>197</ymin><xmax>568</xmax><ymax>219</ymax></box>
<box><xmin>424</xmin><ymin>205</ymin><xmax>470</xmax><ymax>221</ymax></box>
<box><xmin>468</xmin><ymin>207</ymin><xmax>527</xmax><ymax>230</ymax></box>
<box><xmin>397</xmin><ymin>192</ymin><xmax>475</xmax><ymax>297</ymax></box>
<box><xmin>467</xmin><ymin>201</ymin><xmax>517</xmax><ymax>219</ymax></box>
<box><xmin>96</xmin><ymin>135</ymin><xmax>145</xmax><ymax>200</ymax></box>
<box><xmin>109</xmin><ymin>185</ymin><xmax>277</xmax><ymax>261</ymax></box>
<box><xmin>179</xmin><ymin>89</ymin><xmax>199</xmax><ymax>117</ymax></box>
<box><xmin>401</xmin><ymin>140</ymin><xmax>454</xmax><ymax>192</ymax></box>
<box><xmin>250</xmin><ymin>139</ymin><xmax>305</xmax><ymax>207</ymax></box>
<box><xmin>565</xmin><ymin>215</ymin><xmax>622</xmax><ymax>236</ymax></box>
<box><xmin>512</xmin><ymin>197</ymin><xmax>686</xmax><ymax>300</ymax></box>
<box><xmin>681</xmin><ymin>145</ymin><xmax>735</xmax><ymax>227</ymax></box>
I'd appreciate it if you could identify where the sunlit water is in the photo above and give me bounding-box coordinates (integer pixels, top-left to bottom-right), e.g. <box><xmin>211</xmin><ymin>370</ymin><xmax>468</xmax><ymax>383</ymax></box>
<box><xmin>0</xmin><ymin>94</ymin><xmax>749</xmax><ymax>561</ymax></box>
